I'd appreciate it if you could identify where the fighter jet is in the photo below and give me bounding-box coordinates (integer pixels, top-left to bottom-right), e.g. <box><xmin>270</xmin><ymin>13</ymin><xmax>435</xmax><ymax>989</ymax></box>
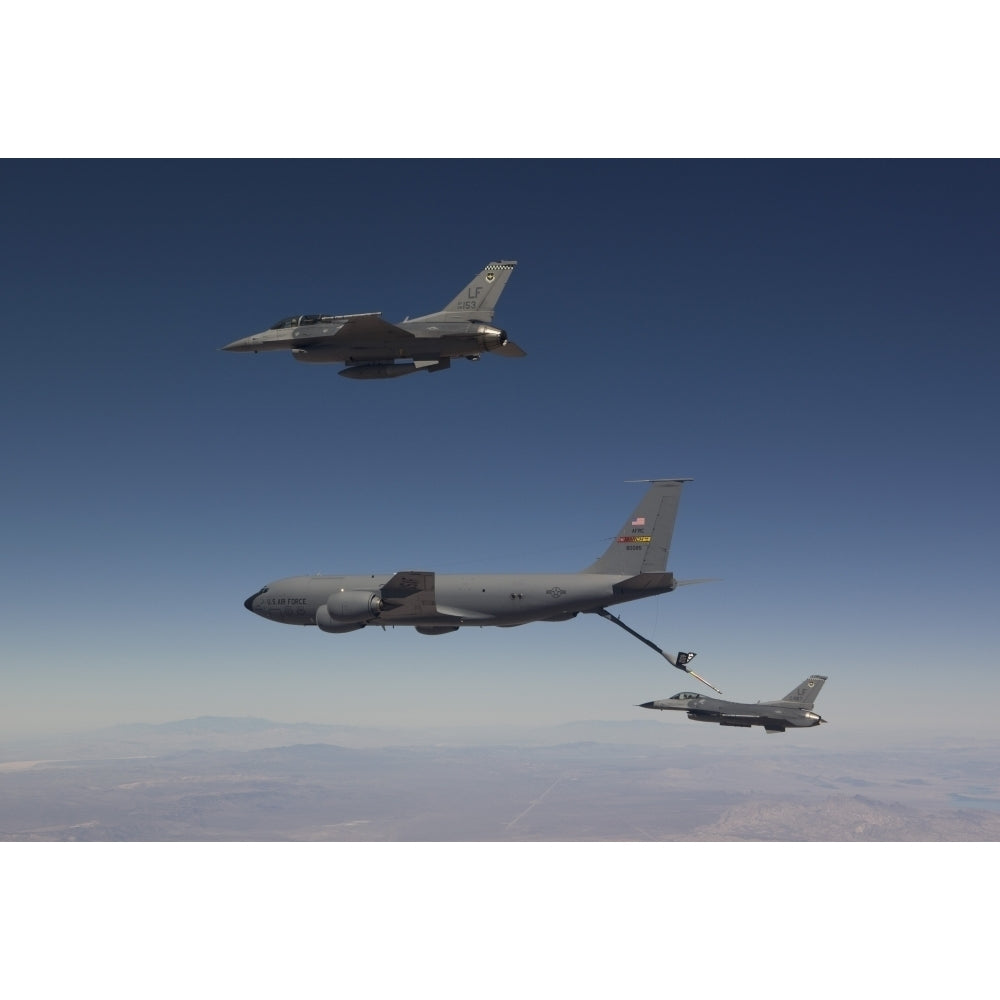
<box><xmin>639</xmin><ymin>675</ymin><xmax>828</xmax><ymax>734</ymax></box>
<box><xmin>243</xmin><ymin>479</ymin><xmax>704</xmax><ymax>663</ymax></box>
<box><xmin>221</xmin><ymin>261</ymin><xmax>524</xmax><ymax>380</ymax></box>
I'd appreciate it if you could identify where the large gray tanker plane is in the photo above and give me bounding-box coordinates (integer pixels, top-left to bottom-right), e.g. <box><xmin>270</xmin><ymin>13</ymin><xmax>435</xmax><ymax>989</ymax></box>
<box><xmin>222</xmin><ymin>260</ymin><xmax>524</xmax><ymax>380</ymax></box>
<box><xmin>242</xmin><ymin>480</ymin><xmax>712</xmax><ymax>681</ymax></box>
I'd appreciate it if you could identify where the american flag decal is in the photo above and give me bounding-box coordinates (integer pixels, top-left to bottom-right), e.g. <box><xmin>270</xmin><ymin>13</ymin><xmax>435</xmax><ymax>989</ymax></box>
<box><xmin>631</xmin><ymin>517</ymin><xmax>646</xmax><ymax>526</ymax></box>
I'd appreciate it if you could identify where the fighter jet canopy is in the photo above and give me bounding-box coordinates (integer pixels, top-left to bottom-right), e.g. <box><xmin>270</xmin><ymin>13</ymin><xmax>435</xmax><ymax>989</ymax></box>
<box><xmin>268</xmin><ymin>314</ymin><xmax>331</xmax><ymax>330</ymax></box>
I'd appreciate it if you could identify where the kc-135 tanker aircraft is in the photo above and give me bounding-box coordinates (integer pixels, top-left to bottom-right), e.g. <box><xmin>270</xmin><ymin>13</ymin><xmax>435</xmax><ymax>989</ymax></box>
<box><xmin>222</xmin><ymin>260</ymin><xmax>524</xmax><ymax>380</ymax></box>
<box><xmin>243</xmin><ymin>480</ymin><xmax>719</xmax><ymax>688</ymax></box>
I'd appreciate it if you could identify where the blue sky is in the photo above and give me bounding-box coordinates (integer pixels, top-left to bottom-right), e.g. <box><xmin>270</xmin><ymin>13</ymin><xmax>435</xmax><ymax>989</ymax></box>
<box><xmin>2</xmin><ymin>160</ymin><xmax>998</xmax><ymax>742</ymax></box>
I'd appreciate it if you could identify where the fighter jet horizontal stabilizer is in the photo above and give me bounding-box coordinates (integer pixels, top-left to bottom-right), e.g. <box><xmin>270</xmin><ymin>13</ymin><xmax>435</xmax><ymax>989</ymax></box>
<box><xmin>491</xmin><ymin>340</ymin><xmax>527</xmax><ymax>358</ymax></box>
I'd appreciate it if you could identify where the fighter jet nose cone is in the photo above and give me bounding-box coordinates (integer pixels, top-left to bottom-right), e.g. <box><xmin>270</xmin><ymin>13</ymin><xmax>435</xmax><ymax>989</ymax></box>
<box><xmin>638</xmin><ymin>701</ymin><xmax>655</xmax><ymax>709</ymax></box>
<box><xmin>222</xmin><ymin>335</ymin><xmax>260</xmax><ymax>352</ymax></box>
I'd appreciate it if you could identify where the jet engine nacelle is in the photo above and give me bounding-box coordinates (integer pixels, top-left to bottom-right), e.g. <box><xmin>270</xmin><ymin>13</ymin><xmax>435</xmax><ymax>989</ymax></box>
<box><xmin>474</xmin><ymin>324</ymin><xmax>509</xmax><ymax>352</ymax></box>
<box><xmin>314</xmin><ymin>608</ymin><xmax>366</xmax><ymax>634</ymax></box>
<box><xmin>324</xmin><ymin>590</ymin><xmax>384</xmax><ymax>623</ymax></box>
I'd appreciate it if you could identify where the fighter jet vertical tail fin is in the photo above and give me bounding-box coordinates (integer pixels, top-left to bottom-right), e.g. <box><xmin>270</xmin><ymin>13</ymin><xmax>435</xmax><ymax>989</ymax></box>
<box><xmin>584</xmin><ymin>479</ymin><xmax>690</xmax><ymax>576</ymax></box>
<box><xmin>778</xmin><ymin>675</ymin><xmax>827</xmax><ymax>708</ymax></box>
<box><xmin>408</xmin><ymin>261</ymin><xmax>517</xmax><ymax>323</ymax></box>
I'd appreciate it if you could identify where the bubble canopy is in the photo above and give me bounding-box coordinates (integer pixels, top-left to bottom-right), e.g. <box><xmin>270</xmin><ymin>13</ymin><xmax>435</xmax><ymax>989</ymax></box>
<box><xmin>268</xmin><ymin>314</ymin><xmax>331</xmax><ymax>330</ymax></box>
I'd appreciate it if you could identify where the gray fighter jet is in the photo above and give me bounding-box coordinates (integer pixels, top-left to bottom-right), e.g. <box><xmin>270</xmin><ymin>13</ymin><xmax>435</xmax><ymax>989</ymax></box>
<box><xmin>639</xmin><ymin>675</ymin><xmax>828</xmax><ymax>733</ymax></box>
<box><xmin>222</xmin><ymin>260</ymin><xmax>523</xmax><ymax>380</ymax></box>
<box><xmin>243</xmin><ymin>480</ymin><xmax>710</xmax><ymax>678</ymax></box>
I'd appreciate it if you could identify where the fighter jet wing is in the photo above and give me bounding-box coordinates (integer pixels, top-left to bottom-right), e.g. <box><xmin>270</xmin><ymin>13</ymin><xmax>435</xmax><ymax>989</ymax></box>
<box><xmin>337</xmin><ymin>314</ymin><xmax>415</xmax><ymax>344</ymax></box>
<box><xmin>291</xmin><ymin>313</ymin><xmax>416</xmax><ymax>350</ymax></box>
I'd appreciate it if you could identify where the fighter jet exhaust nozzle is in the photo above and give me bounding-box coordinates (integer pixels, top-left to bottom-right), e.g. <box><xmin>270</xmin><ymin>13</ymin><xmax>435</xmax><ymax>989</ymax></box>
<box><xmin>323</xmin><ymin>590</ymin><xmax>384</xmax><ymax>623</ymax></box>
<box><xmin>474</xmin><ymin>324</ymin><xmax>508</xmax><ymax>352</ymax></box>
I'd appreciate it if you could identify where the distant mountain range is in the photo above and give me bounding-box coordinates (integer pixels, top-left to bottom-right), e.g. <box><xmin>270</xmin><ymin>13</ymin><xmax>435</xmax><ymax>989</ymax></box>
<box><xmin>2</xmin><ymin>718</ymin><xmax>999</xmax><ymax>841</ymax></box>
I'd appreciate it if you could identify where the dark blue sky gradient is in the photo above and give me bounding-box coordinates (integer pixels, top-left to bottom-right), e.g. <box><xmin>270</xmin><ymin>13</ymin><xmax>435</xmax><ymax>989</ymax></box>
<box><xmin>2</xmin><ymin>160</ymin><xmax>997</xmax><ymax>740</ymax></box>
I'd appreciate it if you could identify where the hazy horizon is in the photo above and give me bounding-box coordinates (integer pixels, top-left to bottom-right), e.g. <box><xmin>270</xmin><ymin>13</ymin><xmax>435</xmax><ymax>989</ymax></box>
<box><xmin>4</xmin><ymin>710</ymin><xmax>999</xmax><ymax>842</ymax></box>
